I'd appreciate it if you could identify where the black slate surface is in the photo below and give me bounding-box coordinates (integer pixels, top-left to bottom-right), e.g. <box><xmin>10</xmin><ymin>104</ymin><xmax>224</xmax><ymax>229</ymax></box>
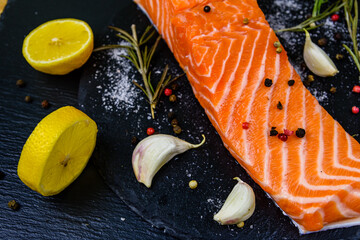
<box><xmin>78</xmin><ymin>0</ymin><xmax>360</xmax><ymax>239</ymax></box>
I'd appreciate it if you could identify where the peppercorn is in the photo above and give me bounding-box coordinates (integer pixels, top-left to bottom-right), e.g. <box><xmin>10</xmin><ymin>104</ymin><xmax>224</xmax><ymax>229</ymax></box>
<box><xmin>296</xmin><ymin>128</ymin><xmax>306</xmax><ymax>138</ymax></box>
<box><xmin>204</xmin><ymin>5</ymin><xmax>211</xmax><ymax>12</ymax></box>
<box><xmin>147</xmin><ymin>127</ymin><xmax>155</xmax><ymax>135</ymax></box>
<box><xmin>131</xmin><ymin>136</ymin><xmax>138</xmax><ymax>145</ymax></box>
<box><xmin>237</xmin><ymin>222</ymin><xmax>245</xmax><ymax>228</ymax></box>
<box><xmin>169</xmin><ymin>94</ymin><xmax>177</xmax><ymax>102</ymax></box>
<box><xmin>8</xmin><ymin>200</ymin><xmax>20</xmax><ymax>211</ymax></box>
<box><xmin>264</xmin><ymin>78</ymin><xmax>273</xmax><ymax>87</ymax></box>
<box><xmin>277</xmin><ymin>101</ymin><xmax>283</xmax><ymax>110</ymax></box>
<box><xmin>270</xmin><ymin>129</ymin><xmax>278</xmax><ymax>136</ymax></box>
<box><xmin>278</xmin><ymin>133</ymin><xmax>288</xmax><ymax>142</ymax></box>
<box><xmin>171</xmin><ymin>118</ymin><xmax>179</xmax><ymax>127</ymax></box>
<box><xmin>164</xmin><ymin>88</ymin><xmax>172</xmax><ymax>96</ymax></box>
<box><xmin>189</xmin><ymin>180</ymin><xmax>198</xmax><ymax>189</ymax></box>
<box><xmin>41</xmin><ymin>100</ymin><xmax>50</xmax><ymax>109</ymax></box>
<box><xmin>273</xmin><ymin>41</ymin><xmax>281</xmax><ymax>48</ymax></box>
<box><xmin>307</xmin><ymin>75</ymin><xmax>314</xmax><ymax>82</ymax></box>
<box><xmin>243</xmin><ymin>18</ymin><xmax>249</xmax><ymax>25</ymax></box>
<box><xmin>167</xmin><ymin>111</ymin><xmax>175</xmax><ymax>119</ymax></box>
<box><xmin>288</xmin><ymin>80</ymin><xmax>295</xmax><ymax>86</ymax></box>
<box><xmin>317</xmin><ymin>38</ymin><xmax>327</xmax><ymax>46</ymax></box>
<box><xmin>276</xmin><ymin>47</ymin><xmax>282</xmax><ymax>53</ymax></box>
<box><xmin>242</xmin><ymin>122</ymin><xmax>250</xmax><ymax>129</ymax></box>
<box><xmin>331</xmin><ymin>13</ymin><xmax>339</xmax><ymax>21</ymax></box>
<box><xmin>353</xmin><ymin>85</ymin><xmax>360</xmax><ymax>93</ymax></box>
<box><xmin>352</xmin><ymin>106</ymin><xmax>359</xmax><ymax>114</ymax></box>
<box><xmin>0</xmin><ymin>171</ymin><xmax>4</xmax><ymax>180</ymax></box>
<box><xmin>173</xmin><ymin>125</ymin><xmax>182</xmax><ymax>134</ymax></box>
<box><xmin>334</xmin><ymin>32</ymin><xmax>342</xmax><ymax>40</ymax></box>
<box><xmin>16</xmin><ymin>79</ymin><xmax>25</xmax><ymax>88</ymax></box>
<box><xmin>336</xmin><ymin>54</ymin><xmax>344</xmax><ymax>60</ymax></box>
<box><xmin>329</xmin><ymin>87</ymin><xmax>337</xmax><ymax>93</ymax></box>
<box><xmin>171</xmin><ymin>83</ymin><xmax>179</xmax><ymax>91</ymax></box>
<box><xmin>24</xmin><ymin>95</ymin><xmax>32</xmax><ymax>103</ymax></box>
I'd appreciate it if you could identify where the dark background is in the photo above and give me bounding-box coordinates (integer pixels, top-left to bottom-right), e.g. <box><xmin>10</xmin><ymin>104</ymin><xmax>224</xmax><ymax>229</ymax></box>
<box><xmin>1</xmin><ymin>0</ymin><xmax>360</xmax><ymax>239</ymax></box>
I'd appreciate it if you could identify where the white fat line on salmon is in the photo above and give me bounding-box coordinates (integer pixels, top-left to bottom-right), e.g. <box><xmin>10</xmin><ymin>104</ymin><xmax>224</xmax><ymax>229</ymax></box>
<box><xmin>280</xmin><ymin>62</ymin><xmax>293</xmax><ymax>193</ymax></box>
<box><xmin>149</xmin><ymin>0</ymin><xmax>153</xmax><ymax>12</ymax></box>
<box><xmin>243</xmin><ymin>29</ymin><xmax>272</xmax><ymax>167</ymax></box>
<box><xmin>193</xmin><ymin>44</ymin><xmax>210</xmax><ymax>67</ymax></box>
<box><xmin>263</xmin><ymin>46</ymin><xmax>281</xmax><ymax>186</ymax></box>
<box><xmin>333</xmin><ymin>123</ymin><xmax>360</xmax><ymax>174</ymax></box>
<box><xmin>225</xmin><ymin>29</ymin><xmax>261</xmax><ymax>135</ymax></box>
<box><xmin>215</xmin><ymin>33</ymin><xmax>247</xmax><ymax>112</ymax></box>
<box><xmin>346</xmin><ymin>133</ymin><xmax>360</xmax><ymax>162</ymax></box>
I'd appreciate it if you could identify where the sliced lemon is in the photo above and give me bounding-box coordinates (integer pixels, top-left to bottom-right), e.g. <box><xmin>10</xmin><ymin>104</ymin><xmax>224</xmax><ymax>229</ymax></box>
<box><xmin>18</xmin><ymin>106</ymin><xmax>97</xmax><ymax>196</ymax></box>
<box><xmin>22</xmin><ymin>18</ymin><xmax>94</xmax><ymax>75</ymax></box>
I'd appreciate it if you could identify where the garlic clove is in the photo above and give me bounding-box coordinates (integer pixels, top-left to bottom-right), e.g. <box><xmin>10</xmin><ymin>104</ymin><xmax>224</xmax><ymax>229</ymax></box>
<box><xmin>303</xmin><ymin>29</ymin><xmax>339</xmax><ymax>77</ymax></box>
<box><xmin>214</xmin><ymin>177</ymin><xmax>255</xmax><ymax>225</ymax></box>
<box><xmin>132</xmin><ymin>134</ymin><xmax>205</xmax><ymax>188</ymax></box>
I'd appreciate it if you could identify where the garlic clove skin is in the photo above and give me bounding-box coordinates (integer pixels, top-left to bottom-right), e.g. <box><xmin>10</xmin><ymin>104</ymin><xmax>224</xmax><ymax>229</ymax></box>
<box><xmin>303</xmin><ymin>29</ymin><xmax>339</xmax><ymax>77</ymax></box>
<box><xmin>132</xmin><ymin>134</ymin><xmax>205</xmax><ymax>188</ymax></box>
<box><xmin>214</xmin><ymin>177</ymin><xmax>255</xmax><ymax>225</ymax></box>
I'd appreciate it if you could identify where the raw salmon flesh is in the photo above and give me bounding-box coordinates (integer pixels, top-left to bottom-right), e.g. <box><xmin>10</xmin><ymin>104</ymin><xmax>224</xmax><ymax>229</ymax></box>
<box><xmin>134</xmin><ymin>0</ymin><xmax>360</xmax><ymax>233</ymax></box>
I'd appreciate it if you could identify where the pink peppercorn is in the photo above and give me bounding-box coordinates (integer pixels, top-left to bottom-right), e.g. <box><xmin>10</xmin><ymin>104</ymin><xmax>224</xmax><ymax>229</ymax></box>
<box><xmin>352</xmin><ymin>106</ymin><xmax>359</xmax><ymax>114</ymax></box>
<box><xmin>278</xmin><ymin>133</ymin><xmax>288</xmax><ymax>142</ymax></box>
<box><xmin>284</xmin><ymin>129</ymin><xmax>294</xmax><ymax>136</ymax></box>
<box><xmin>331</xmin><ymin>14</ymin><xmax>339</xmax><ymax>21</ymax></box>
<box><xmin>353</xmin><ymin>86</ymin><xmax>360</xmax><ymax>93</ymax></box>
<box><xmin>164</xmin><ymin>88</ymin><xmax>172</xmax><ymax>96</ymax></box>
<box><xmin>147</xmin><ymin>127</ymin><xmax>155</xmax><ymax>135</ymax></box>
<box><xmin>242</xmin><ymin>122</ymin><xmax>250</xmax><ymax>130</ymax></box>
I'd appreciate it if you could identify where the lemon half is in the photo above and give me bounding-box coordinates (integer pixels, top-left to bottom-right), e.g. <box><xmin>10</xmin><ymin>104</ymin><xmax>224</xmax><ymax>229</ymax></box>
<box><xmin>22</xmin><ymin>18</ymin><xmax>94</xmax><ymax>75</ymax></box>
<box><xmin>18</xmin><ymin>106</ymin><xmax>97</xmax><ymax>196</ymax></box>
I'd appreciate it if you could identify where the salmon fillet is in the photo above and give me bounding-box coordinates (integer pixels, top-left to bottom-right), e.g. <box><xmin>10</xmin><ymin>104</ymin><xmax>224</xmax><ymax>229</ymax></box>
<box><xmin>134</xmin><ymin>0</ymin><xmax>360</xmax><ymax>233</ymax></box>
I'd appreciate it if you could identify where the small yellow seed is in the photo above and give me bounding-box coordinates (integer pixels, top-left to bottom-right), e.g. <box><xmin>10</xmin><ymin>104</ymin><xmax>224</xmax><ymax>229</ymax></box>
<box><xmin>273</xmin><ymin>41</ymin><xmax>281</xmax><ymax>48</ymax></box>
<box><xmin>237</xmin><ymin>221</ymin><xmax>245</xmax><ymax>228</ymax></box>
<box><xmin>243</xmin><ymin>18</ymin><xmax>249</xmax><ymax>25</ymax></box>
<box><xmin>276</xmin><ymin>47</ymin><xmax>282</xmax><ymax>53</ymax></box>
<box><xmin>189</xmin><ymin>180</ymin><xmax>198</xmax><ymax>189</ymax></box>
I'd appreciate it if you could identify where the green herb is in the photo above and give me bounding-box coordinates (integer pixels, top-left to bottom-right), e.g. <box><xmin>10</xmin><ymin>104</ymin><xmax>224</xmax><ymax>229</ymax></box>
<box><xmin>277</xmin><ymin>0</ymin><xmax>345</xmax><ymax>32</ymax></box>
<box><xmin>94</xmin><ymin>25</ymin><xmax>184</xmax><ymax>118</ymax></box>
<box><xmin>343</xmin><ymin>0</ymin><xmax>360</xmax><ymax>73</ymax></box>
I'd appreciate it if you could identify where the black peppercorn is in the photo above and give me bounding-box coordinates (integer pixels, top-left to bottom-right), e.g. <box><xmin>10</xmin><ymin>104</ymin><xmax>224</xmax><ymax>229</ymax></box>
<box><xmin>277</xmin><ymin>101</ymin><xmax>283</xmax><ymax>110</ymax></box>
<box><xmin>288</xmin><ymin>80</ymin><xmax>295</xmax><ymax>86</ymax></box>
<box><xmin>173</xmin><ymin>125</ymin><xmax>182</xmax><ymax>134</ymax></box>
<box><xmin>131</xmin><ymin>136</ymin><xmax>138</xmax><ymax>145</ymax></box>
<box><xmin>171</xmin><ymin>83</ymin><xmax>179</xmax><ymax>91</ymax></box>
<box><xmin>169</xmin><ymin>94</ymin><xmax>177</xmax><ymax>102</ymax></box>
<box><xmin>25</xmin><ymin>96</ymin><xmax>32</xmax><ymax>103</ymax></box>
<box><xmin>296</xmin><ymin>128</ymin><xmax>306</xmax><ymax>138</ymax></box>
<box><xmin>171</xmin><ymin>118</ymin><xmax>179</xmax><ymax>127</ymax></box>
<box><xmin>8</xmin><ymin>200</ymin><xmax>20</xmax><ymax>211</ymax></box>
<box><xmin>270</xmin><ymin>129</ymin><xmax>278</xmax><ymax>136</ymax></box>
<box><xmin>329</xmin><ymin>87</ymin><xmax>337</xmax><ymax>94</ymax></box>
<box><xmin>16</xmin><ymin>79</ymin><xmax>25</xmax><ymax>88</ymax></box>
<box><xmin>264</xmin><ymin>78</ymin><xmax>273</xmax><ymax>87</ymax></box>
<box><xmin>41</xmin><ymin>100</ymin><xmax>50</xmax><ymax>109</ymax></box>
<box><xmin>0</xmin><ymin>171</ymin><xmax>4</xmax><ymax>180</ymax></box>
<box><xmin>167</xmin><ymin>111</ymin><xmax>175</xmax><ymax>119</ymax></box>
<box><xmin>204</xmin><ymin>5</ymin><xmax>210</xmax><ymax>12</ymax></box>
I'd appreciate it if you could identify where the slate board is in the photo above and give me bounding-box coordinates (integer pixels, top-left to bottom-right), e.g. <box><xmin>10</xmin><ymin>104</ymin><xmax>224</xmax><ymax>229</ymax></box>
<box><xmin>78</xmin><ymin>0</ymin><xmax>360</xmax><ymax>239</ymax></box>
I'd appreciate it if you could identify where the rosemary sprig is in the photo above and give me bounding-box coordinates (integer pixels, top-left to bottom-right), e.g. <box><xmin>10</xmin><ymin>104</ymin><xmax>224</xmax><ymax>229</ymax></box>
<box><xmin>343</xmin><ymin>0</ymin><xmax>360</xmax><ymax>73</ymax></box>
<box><xmin>277</xmin><ymin>0</ymin><xmax>345</xmax><ymax>32</ymax></box>
<box><xmin>94</xmin><ymin>24</ymin><xmax>184</xmax><ymax>118</ymax></box>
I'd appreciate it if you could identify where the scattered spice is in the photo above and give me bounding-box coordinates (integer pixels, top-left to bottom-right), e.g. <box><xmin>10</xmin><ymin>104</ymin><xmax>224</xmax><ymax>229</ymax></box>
<box><xmin>278</xmin><ymin>133</ymin><xmax>288</xmax><ymax>142</ymax></box>
<box><xmin>336</xmin><ymin>54</ymin><xmax>344</xmax><ymax>60</ymax></box>
<box><xmin>284</xmin><ymin>129</ymin><xmax>294</xmax><ymax>136</ymax></box>
<box><xmin>270</xmin><ymin>128</ymin><xmax>278</xmax><ymax>136</ymax></box>
<box><xmin>131</xmin><ymin>136</ymin><xmax>138</xmax><ymax>145</ymax></box>
<box><xmin>169</xmin><ymin>94</ymin><xmax>177</xmax><ymax>102</ymax></box>
<box><xmin>243</xmin><ymin>18</ymin><xmax>249</xmax><ymax>25</ymax></box>
<box><xmin>277</xmin><ymin>101</ymin><xmax>283</xmax><ymax>110</ymax></box>
<box><xmin>173</xmin><ymin>125</ymin><xmax>182</xmax><ymax>134</ymax></box>
<box><xmin>171</xmin><ymin>83</ymin><xmax>179</xmax><ymax>91</ymax></box>
<box><xmin>334</xmin><ymin>32</ymin><xmax>342</xmax><ymax>41</ymax></box>
<box><xmin>16</xmin><ymin>79</ymin><xmax>25</xmax><ymax>88</ymax></box>
<box><xmin>204</xmin><ymin>5</ymin><xmax>211</xmax><ymax>13</ymax></box>
<box><xmin>273</xmin><ymin>41</ymin><xmax>281</xmax><ymax>48</ymax></box>
<box><xmin>164</xmin><ymin>88</ymin><xmax>172</xmax><ymax>96</ymax></box>
<box><xmin>171</xmin><ymin>118</ymin><xmax>179</xmax><ymax>127</ymax></box>
<box><xmin>41</xmin><ymin>100</ymin><xmax>50</xmax><ymax>109</ymax></box>
<box><xmin>331</xmin><ymin>13</ymin><xmax>340</xmax><ymax>21</ymax></box>
<box><xmin>317</xmin><ymin>38</ymin><xmax>327</xmax><ymax>46</ymax></box>
<box><xmin>237</xmin><ymin>222</ymin><xmax>245</xmax><ymax>228</ymax></box>
<box><xmin>352</xmin><ymin>106</ymin><xmax>359</xmax><ymax>114</ymax></box>
<box><xmin>288</xmin><ymin>80</ymin><xmax>295</xmax><ymax>86</ymax></box>
<box><xmin>276</xmin><ymin>47</ymin><xmax>282</xmax><ymax>53</ymax></box>
<box><xmin>8</xmin><ymin>200</ymin><xmax>20</xmax><ymax>211</ymax></box>
<box><xmin>242</xmin><ymin>122</ymin><xmax>250</xmax><ymax>130</ymax></box>
<box><xmin>353</xmin><ymin>85</ymin><xmax>360</xmax><ymax>93</ymax></box>
<box><xmin>330</xmin><ymin>87</ymin><xmax>337</xmax><ymax>93</ymax></box>
<box><xmin>296</xmin><ymin>128</ymin><xmax>306</xmax><ymax>138</ymax></box>
<box><xmin>147</xmin><ymin>127</ymin><xmax>155</xmax><ymax>135</ymax></box>
<box><xmin>264</xmin><ymin>78</ymin><xmax>273</xmax><ymax>87</ymax></box>
<box><xmin>24</xmin><ymin>95</ymin><xmax>32</xmax><ymax>103</ymax></box>
<box><xmin>189</xmin><ymin>180</ymin><xmax>198</xmax><ymax>189</ymax></box>
<box><xmin>0</xmin><ymin>171</ymin><xmax>4</xmax><ymax>180</ymax></box>
<box><xmin>307</xmin><ymin>75</ymin><xmax>315</xmax><ymax>82</ymax></box>
<box><xmin>167</xmin><ymin>111</ymin><xmax>175</xmax><ymax>119</ymax></box>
